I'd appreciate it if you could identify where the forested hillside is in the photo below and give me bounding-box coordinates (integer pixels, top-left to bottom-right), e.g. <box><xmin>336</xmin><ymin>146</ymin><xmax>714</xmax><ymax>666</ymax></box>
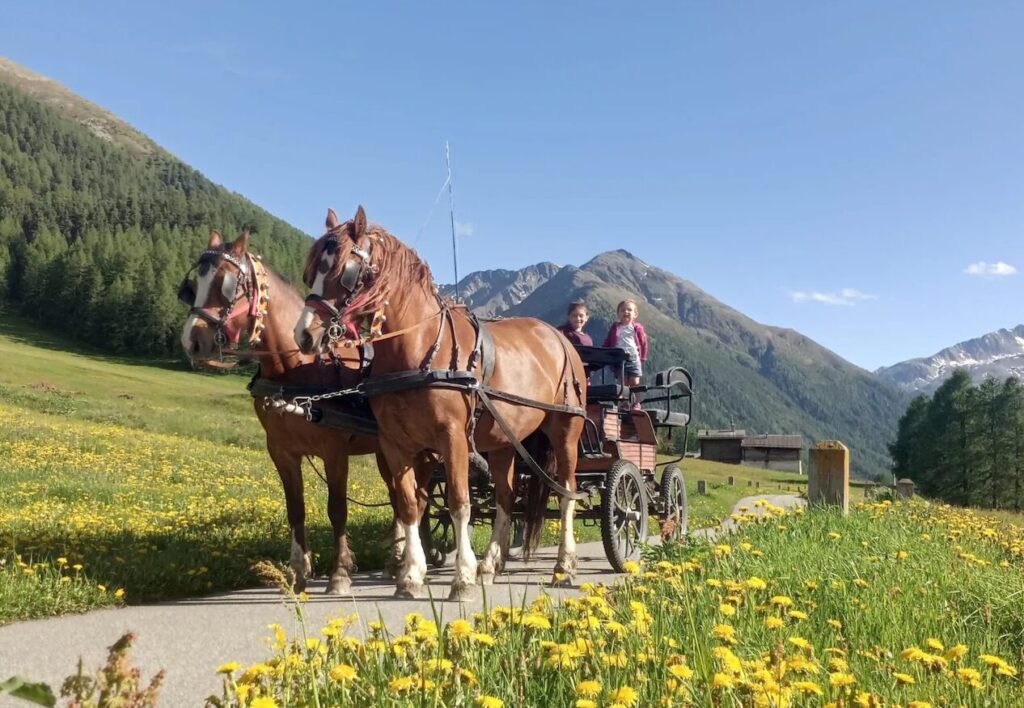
<box><xmin>890</xmin><ymin>369</ymin><xmax>1024</xmax><ymax>510</ymax></box>
<box><xmin>0</xmin><ymin>71</ymin><xmax>311</xmax><ymax>356</ymax></box>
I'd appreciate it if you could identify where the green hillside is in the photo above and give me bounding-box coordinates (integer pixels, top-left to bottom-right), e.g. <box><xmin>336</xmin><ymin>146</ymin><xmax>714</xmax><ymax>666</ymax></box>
<box><xmin>0</xmin><ymin>57</ymin><xmax>311</xmax><ymax>356</ymax></box>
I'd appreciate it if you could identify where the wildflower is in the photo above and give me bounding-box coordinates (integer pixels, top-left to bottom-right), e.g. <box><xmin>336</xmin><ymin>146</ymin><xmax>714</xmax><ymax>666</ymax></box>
<box><xmin>792</xmin><ymin>680</ymin><xmax>823</xmax><ymax>695</ymax></box>
<box><xmin>956</xmin><ymin>667</ymin><xmax>984</xmax><ymax>688</ymax></box>
<box><xmin>250</xmin><ymin>699</ymin><xmax>278</xmax><ymax>708</ymax></box>
<box><xmin>712</xmin><ymin>624</ymin><xmax>736</xmax><ymax>643</ymax></box>
<box><xmin>576</xmin><ymin>701</ymin><xmax>597</xmax><ymax>708</ymax></box>
<box><xmin>770</xmin><ymin>595</ymin><xmax>793</xmax><ymax>608</ymax></box>
<box><xmin>852</xmin><ymin>578</ymin><xmax>869</xmax><ymax>588</ymax></box>
<box><xmin>518</xmin><ymin>613</ymin><xmax>551</xmax><ymax>630</ymax></box>
<box><xmin>448</xmin><ymin>618</ymin><xmax>473</xmax><ymax>638</ymax></box>
<box><xmin>925</xmin><ymin>638</ymin><xmax>943</xmax><ymax>651</ymax></box>
<box><xmin>329</xmin><ymin>664</ymin><xmax>357</xmax><ymax>683</ymax></box>
<box><xmin>475</xmin><ymin>696</ymin><xmax>504</xmax><ymax>708</ymax></box>
<box><xmin>745</xmin><ymin>576</ymin><xmax>767</xmax><ymax>590</ymax></box>
<box><xmin>719</xmin><ymin>603</ymin><xmax>736</xmax><ymax>617</ymax></box>
<box><xmin>470</xmin><ymin>632</ymin><xmax>496</xmax><ymax>646</ymax></box>
<box><xmin>668</xmin><ymin>664</ymin><xmax>694</xmax><ymax>680</ymax></box>
<box><xmin>788</xmin><ymin>610</ymin><xmax>808</xmax><ymax>621</ymax></box>
<box><xmin>217</xmin><ymin>661</ymin><xmax>241</xmax><ymax>674</ymax></box>
<box><xmin>576</xmin><ymin>680</ymin><xmax>601</xmax><ymax>697</ymax></box>
<box><xmin>764</xmin><ymin>616</ymin><xmax>784</xmax><ymax>630</ymax></box>
<box><xmin>907</xmin><ymin>702</ymin><xmax>932</xmax><ymax>708</ymax></box>
<box><xmin>829</xmin><ymin>672</ymin><xmax>857</xmax><ymax>688</ymax></box>
<box><xmin>622</xmin><ymin>560</ymin><xmax>641</xmax><ymax>574</ymax></box>
<box><xmin>944</xmin><ymin>644</ymin><xmax>968</xmax><ymax>661</ymax></box>
<box><xmin>56</xmin><ymin>557</ymin><xmax>68</xmax><ymax>565</ymax></box>
<box><xmin>711</xmin><ymin>672</ymin><xmax>735</xmax><ymax>689</ymax></box>
<box><xmin>894</xmin><ymin>672</ymin><xmax>915</xmax><ymax>684</ymax></box>
<box><xmin>608</xmin><ymin>686</ymin><xmax>638</xmax><ymax>706</ymax></box>
<box><xmin>788</xmin><ymin>637</ymin><xmax>812</xmax><ymax>652</ymax></box>
<box><xmin>827</xmin><ymin>619</ymin><xmax>842</xmax><ymax>630</ymax></box>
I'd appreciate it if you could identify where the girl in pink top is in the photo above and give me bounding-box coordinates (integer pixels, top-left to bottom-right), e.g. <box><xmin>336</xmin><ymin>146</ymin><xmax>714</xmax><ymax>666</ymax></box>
<box><xmin>602</xmin><ymin>299</ymin><xmax>648</xmax><ymax>387</ymax></box>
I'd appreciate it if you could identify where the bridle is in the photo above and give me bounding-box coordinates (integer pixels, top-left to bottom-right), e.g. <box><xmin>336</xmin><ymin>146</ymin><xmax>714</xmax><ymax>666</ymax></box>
<box><xmin>179</xmin><ymin>249</ymin><xmax>269</xmax><ymax>354</ymax></box>
<box><xmin>304</xmin><ymin>232</ymin><xmax>385</xmax><ymax>346</ymax></box>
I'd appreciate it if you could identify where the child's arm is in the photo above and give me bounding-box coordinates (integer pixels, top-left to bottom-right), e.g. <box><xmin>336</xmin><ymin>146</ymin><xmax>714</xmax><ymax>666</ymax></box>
<box><xmin>637</xmin><ymin>323</ymin><xmax>648</xmax><ymax>361</ymax></box>
<box><xmin>602</xmin><ymin>324</ymin><xmax>617</xmax><ymax>348</ymax></box>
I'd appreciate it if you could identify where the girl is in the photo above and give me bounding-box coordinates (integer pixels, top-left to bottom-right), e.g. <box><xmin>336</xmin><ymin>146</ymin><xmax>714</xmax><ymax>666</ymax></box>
<box><xmin>603</xmin><ymin>299</ymin><xmax>647</xmax><ymax>387</ymax></box>
<box><xmin>557</xmin><ymin>300</ymin><xmax>593</xmax><ymax>347</ymax></box>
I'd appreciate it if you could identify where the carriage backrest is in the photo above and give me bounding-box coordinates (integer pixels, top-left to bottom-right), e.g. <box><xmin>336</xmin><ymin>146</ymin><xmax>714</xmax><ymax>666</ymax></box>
<box><xmin>653</xmin><ymin>367</ymin><xmax>693</xmax><ymax>396</ymax></box>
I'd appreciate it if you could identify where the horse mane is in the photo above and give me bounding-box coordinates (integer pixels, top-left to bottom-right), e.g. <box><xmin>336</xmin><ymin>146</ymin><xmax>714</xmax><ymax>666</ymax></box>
<box><xmin>303</xmin><ymin>221</ymin><xmax>436</xmax><ymax>319</ymax></box>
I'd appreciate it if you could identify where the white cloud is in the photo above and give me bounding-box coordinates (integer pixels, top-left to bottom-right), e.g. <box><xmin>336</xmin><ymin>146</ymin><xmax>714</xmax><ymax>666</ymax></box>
<box><xmin>790</xmin><ymin>288</ymin><xmax>877</xmax><ymax>306</ymax></box>
<box><xmin>964</xmin><ymin>261</ymin><xmax>1017</xmax><ymax>277</ymax></box>
<box><xmin>454</xmin><ymin>221</ymin><xmax>474</xmax><ymax>237</ymax></box>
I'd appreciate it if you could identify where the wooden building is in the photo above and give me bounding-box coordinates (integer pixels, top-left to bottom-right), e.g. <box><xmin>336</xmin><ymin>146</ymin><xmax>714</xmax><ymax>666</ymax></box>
<box><xmin>697</xmin><ymin>429</ymin><xmax>746</xmax><ymax>465</ymax></box>
<box><xmin>698</xmin><ymin>430</ymin><xmax>804</xmax><ymax>473</ymax></box>
<box><xmin>741</xmin><ymin>434</ymin><xmax>804</xmax><ymax>473</ymax></box>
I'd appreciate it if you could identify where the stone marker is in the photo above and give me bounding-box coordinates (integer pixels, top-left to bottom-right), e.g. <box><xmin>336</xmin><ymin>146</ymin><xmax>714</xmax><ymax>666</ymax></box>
<box><xmin>808</xmin><ymin>440</ymin><xmax>849</xmax><ymax>514</ymax></box>
<box><xmin>728</xmin><ymin>476</ymin><xmax>735</xmax><ymax>486</ymax></box>
<box><xmin>697</xmin><ymin>480</ymin><xmax>707</xmax><ymax>495</ymax></box>
<box><xmin>896</xmin><ymin>478</ymin><xmax>915</xmax><ymax>499</ymax></box>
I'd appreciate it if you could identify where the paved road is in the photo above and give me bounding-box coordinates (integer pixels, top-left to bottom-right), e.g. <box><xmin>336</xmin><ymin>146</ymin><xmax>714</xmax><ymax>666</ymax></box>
<box><xmin>0</xmin><ymin>494</ymin><xmax>802</xmax><ymax>707</ymax></box>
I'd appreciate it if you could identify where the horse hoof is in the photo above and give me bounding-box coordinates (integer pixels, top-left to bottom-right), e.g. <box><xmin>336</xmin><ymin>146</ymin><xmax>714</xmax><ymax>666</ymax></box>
<box><xmin>326</xmin><ymin>576</ymin><xmax>352</xmax><ymax>595</ymax></box>
<box><xmin>394</xmin><ymin>583</ymin><xmax>426</xmax><ymax>599</ymax></box>
<box><xmin>292</xmin><ymin>579</ymin><xmax>308</xmax><ymax>594</ymax></box>
<box><xmin>448</xmin><ymin>582</ymin><xmax>480</xmax><ymax>602</ymax></box>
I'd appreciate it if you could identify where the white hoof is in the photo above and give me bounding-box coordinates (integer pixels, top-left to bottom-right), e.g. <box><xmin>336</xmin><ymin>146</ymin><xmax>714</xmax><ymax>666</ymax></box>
<box><xmin>448</xmin><ymin>581</ymin><xmax>480</xmax><ymax>602</ymax></box>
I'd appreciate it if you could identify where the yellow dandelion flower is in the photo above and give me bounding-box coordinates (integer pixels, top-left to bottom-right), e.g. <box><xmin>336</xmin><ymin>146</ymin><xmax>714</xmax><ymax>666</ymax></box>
<box><xmin>622</xmin><ymin>560</ymin><xmax>641</xmax><ymax>574</ymax></box>
<box><xmin>764</xmin><ymin>616</ymin><xmax>785</xmax><ymax>630</ymax></box>
<box><xmin>829</xmin><ymin>672</ymin><xmax>857</xmax><ymax>687</ymax></box>
<box><xmin>448</xmin><ymin>618</ymin><xmax>473</xmax><ymax>638</ymax></box>
<box><xmin>894</xmin><ymin>672</ymin><xmax>915</xmax><ymax>684</ymax></box>
<box><xmin>925</xmin><ymin>638</ymin><xmax>944</xmax><ymax>651</ymax></box>
<box><xmin>907</xmin><ymin>702</ymin><xmax>932</xmax><ymax>708</ymax></box>
<box><xmin>719</xmin><ymin>603</ymin><xmax>736</xmax><ymax>617</ymax></box>
<box><xmin>250</xmin><ymin>699</ymin><xmax>278</xmax><ymax>708</ymax></box>
<box><xmin>827</xmin><ymin>619</ymin><xmax>842</xmax><ymax>630</ymax></box>
<box><xmin>712</xmin><ymin>624</ymin><xmax>736</xmax><ymax>642</ymax></box>
<box><xmin>475</xmin><ymin>696</ymin><xmax>503</xmax><ymax>708</ymax></box>
<box><xmin>789</xmin><ymin>636</ymin><xmax>812</xmax><ymax>652</ymax></box>
<box><xmin>770</xmin><ymin>595</ymin><xmax>794</xmax><ymax>608</ymax></box>
<box><xmin>576</xmin><ymin>701</ymin><xmax>597</xmax><ymax>708</ymax></box>
<box><xmin>956</xmin><ymin>667</ymin><xmax>983</xmax><ymax>688</ymax></box>
<box><xmin>217</xmin><ymin>661</ymin><xmax>242</xmax><ymax>674</ymax></box>
<box><xmin>711</xmin><ymin>672</ymin><xmax>735</xmax><ymax>689</ymax></box>
<box><xmin>576</xmin><ymin>679</ymin><xmax>602</xmax><ymax>697</ymax></box>
<box><xmin>944</xmin><ymin>644</ymin><xmax>968</xmax><ymax>660</ymax></box>
<box><xmin>608</xmin><ymin>686</ymin><xmax>638</xmax><ymax>706</ymax></box>
<box><xmin>668</xmin><ymin>664</ymin><xmax>694</xmax><ymax>680</ymax></box>
<box><xmin>471</xmin><ymin>632</ymin><xmax>496</xmax><ymax>646</ymax></box>
<box><xmin>788</xmin><ymin>610</ymin><xmax>808</xmax><ymax>621</ymax></box>
<box><xmin>746</xmin><ymin>576</ymin><xmax>767</xmax><ymax>590</ymax></box>
<box><xmin>792</xmin><ymin>680</ymin><xmax>822</xmax><ymax>695</ymax></box>
<box><xmin>329</xmin><ymin>664</ymin><xmax>357</xmax><ymax>683</ymax></box>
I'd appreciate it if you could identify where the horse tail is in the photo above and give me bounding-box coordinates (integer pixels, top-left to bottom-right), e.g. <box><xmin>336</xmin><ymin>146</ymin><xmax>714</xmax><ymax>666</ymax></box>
<box><xmin>521</xmin><ymin>430</ymin><xmax>554</xmax><ymax>560</ymax></box>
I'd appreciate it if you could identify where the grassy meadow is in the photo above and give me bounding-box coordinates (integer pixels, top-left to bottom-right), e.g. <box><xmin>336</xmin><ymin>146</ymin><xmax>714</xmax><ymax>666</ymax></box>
<box><xmin>0</xmin><ymin>312</ymin><xmax>804</xmax><ymax>623</ymax></box>
<box><xmin>211</xmin><ymin>500</ymin><xmax>1024</xmax><ymax>707</ymax></box>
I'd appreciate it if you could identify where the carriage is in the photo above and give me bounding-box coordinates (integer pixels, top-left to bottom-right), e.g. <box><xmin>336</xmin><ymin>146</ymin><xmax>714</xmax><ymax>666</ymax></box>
<box><xmin>416</xmin><ymin>344</ymin><xmax>694</xmax><ymax>573</ymax></box>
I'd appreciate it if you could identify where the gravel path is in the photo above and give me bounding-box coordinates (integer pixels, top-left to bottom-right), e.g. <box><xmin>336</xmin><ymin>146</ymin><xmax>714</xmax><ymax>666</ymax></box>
<box><xmin>0</xmin><ymin>493</ymin><xmax>804</xmax><ymax>706</ymax></box>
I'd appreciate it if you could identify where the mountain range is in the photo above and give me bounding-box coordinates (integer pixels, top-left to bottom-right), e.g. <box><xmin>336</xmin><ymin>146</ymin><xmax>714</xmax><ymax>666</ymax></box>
<box><xmin>876</xmin><ymin>325</ymin><xmax>1024</xmax><ymax>394</ymax></box>
<box><xmin>444</xmin><ymin>251</ymin><xmax>908</xmax><ymax>477</ymax></box>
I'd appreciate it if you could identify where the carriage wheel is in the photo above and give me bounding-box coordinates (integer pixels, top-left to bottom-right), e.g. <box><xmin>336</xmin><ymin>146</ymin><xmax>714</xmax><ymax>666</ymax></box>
<box><xmin>659</xmin><ymin>464</ymin><xmax>688</xmax><ymax>540</ymax></box>
<box><xmin>420</xmin><ymin>474</ymin><xmax>455</xmax><ymax>568</ymax></box>
<box><xmin>600</xmin><ymin>460</ymin><xmax>649</xmax><ymax>572</ymax></box>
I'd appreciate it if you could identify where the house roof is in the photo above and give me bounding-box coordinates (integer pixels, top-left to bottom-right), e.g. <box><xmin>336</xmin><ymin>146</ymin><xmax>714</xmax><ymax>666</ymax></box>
<box><xmin>741</xmin><ymin>434</ymin><xmax>804</xmax><ymax>449</ymax></box>
<box><xmin>698</xmin><ymin>429</ymin><xmax>747</xmax><ymax>440</ymax></box>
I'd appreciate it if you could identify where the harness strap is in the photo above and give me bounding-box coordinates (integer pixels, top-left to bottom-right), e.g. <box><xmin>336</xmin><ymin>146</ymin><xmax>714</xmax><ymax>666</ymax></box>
<box><xmin>475</xmin><ymin>388</ymin><xmax>587</xmax><ymax>501</ymax></box>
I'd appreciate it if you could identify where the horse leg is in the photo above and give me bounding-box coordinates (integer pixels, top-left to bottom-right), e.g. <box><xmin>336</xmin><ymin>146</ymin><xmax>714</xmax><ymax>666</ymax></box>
<box><xmin>478</xmin><ymin>447</ymin><xmax>515</xmax><ymax>585</ymax></box>
<box><xmin>268</xmin><ymin>447</ymin><xmax>311</xmax><ymax>592</ymax></box>
<box><xmin>385</xmin><ymin>450</ymin><xmax>428</xmax><ymax>599</ymax></box>
<box><xmin>442</xmin><ymin>432</ymin><xmax>478</xmax><ymax>601</ymax></box>
<box><xmin>376</xmin><ymin>451</ymin><xmax>405</xmax><ymax>579</ymax></box>
<box><xmin>549</xmin><ymin>418</ymin><xmax>582</xmax><ymax>586</ymax></box>
<box><xmin>324</xmin><ymin>453</ymin><xmax>354</xmax><ymax>595</ymax></box>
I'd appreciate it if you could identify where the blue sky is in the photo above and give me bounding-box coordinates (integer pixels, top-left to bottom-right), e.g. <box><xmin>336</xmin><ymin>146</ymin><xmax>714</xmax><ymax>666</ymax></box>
<box><xmin>2</xmin><ymin>2</ymin><xmax>1021</xmax><ymax>370</ymax></box>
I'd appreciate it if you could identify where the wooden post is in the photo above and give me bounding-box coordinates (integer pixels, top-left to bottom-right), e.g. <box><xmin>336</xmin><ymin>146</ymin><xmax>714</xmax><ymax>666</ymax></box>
<box><xmin>808</xmin><ymin>440</ymin><xmax>849</xmax><ymax>514</ymax></box>
<box><xmin>697</xmin><ymin>480</ymin><xmax>707</xmax><ymax>495</ymax></box>
<box><xmin>747</xmin><ymin>480</ymin><xmax>752</xmax><ymax>487</ymax></box>
<box><xmin>727</xmin><ymin>476</ymin><xmax>735</xmax><ymax>486</ymax></box>
<box><xmin>896</xmin><ymin>478</ymin><xmax>916</xmax><ymax>499</ymax></box>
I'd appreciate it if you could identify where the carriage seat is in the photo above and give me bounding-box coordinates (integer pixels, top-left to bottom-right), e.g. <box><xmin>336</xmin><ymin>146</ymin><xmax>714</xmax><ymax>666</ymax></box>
<box><xmin>586</xmin><ymin>383</ymin><xmax>630</xmax><ymax>405</ymax></box>
<box><xmin>644</xmin><ymin>407</ymin><xmax>690</xmax><ymax>427</ymax></box>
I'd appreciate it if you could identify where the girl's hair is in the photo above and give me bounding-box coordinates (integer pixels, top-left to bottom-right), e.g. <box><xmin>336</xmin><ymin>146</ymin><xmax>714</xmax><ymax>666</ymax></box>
<box><xmin>617</xmin><ymin>299</ymin><xmax>639</xmax><ymax>313</ymax></box>
<box><xmin>567</xmin><ymin>300</ymin><xmax>588</xmax><ymax>316</ymax></box>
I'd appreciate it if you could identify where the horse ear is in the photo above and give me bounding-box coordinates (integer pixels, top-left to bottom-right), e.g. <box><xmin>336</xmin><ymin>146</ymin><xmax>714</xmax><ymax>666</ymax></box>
<box><xmin>229</xmin><ymin>228</ymin><xmax>249</xmax><ymax>256</ymax></box>
<box><xmin>208</xmin><ymin>230</ymin><xmax>223</xmax><ymax>248</ymax></box>
<box><xmin>353</xmin><ymin>205</ymin><xmax>367</xmax><ymax>240</ymax></box>
<box><xmin>326</xmin><ymin>208</ymin><xmax>340</xmax><ymax>230</ymax></box>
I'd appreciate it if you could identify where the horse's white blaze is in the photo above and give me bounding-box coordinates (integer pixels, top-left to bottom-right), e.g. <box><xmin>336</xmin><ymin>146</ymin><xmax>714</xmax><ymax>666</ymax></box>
<box><xmin>399</xmin><ymin>521</ymin><xmax>427</xmax><ymax>588</ymax></box>
<box><xmin>293</xmin><ymin>257</ymin><xmax>333</xmax><ymax>348</ymax></box>
<box><xmin>180</xmin><ymin>269</ymin><xmax>214</xmax><ymax>354</ymax></box>
<box><xmin>480</xmin><ymin>507</ymin><xmax>510</xmax><ymax>578</ymax></box>
<box><xmin>557</xmin><ymin>497</ymin><xmax>577</xmax><ymax>567</ymax></box>
<box><xmin>452</xmin><ymin>501</ymin><xmax>477</xmax><ymax>587</ymax></box>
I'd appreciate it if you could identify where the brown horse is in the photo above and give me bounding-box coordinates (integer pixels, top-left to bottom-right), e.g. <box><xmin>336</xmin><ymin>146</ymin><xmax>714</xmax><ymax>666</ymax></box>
<box><xmin>294</xmin><ymin>207</ymin><xmax>587</xmax><ymax>600</ymax></box>
<box><xmin>179</xmin><ymin>228</ymin><xmax>403</xmax><ymax>594</ymax></box>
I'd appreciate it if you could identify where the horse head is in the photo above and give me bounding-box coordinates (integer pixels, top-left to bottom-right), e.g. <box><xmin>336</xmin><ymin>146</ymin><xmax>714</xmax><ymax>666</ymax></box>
<box><xmin>294</xmin><ymin>206</ymin><xmax>393</xmax><ymax>354</ymax></box>
<box><xmin>179</xmin><ymin>228</ymin><xmax>267</xmax><ymax>363</ymax></box>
